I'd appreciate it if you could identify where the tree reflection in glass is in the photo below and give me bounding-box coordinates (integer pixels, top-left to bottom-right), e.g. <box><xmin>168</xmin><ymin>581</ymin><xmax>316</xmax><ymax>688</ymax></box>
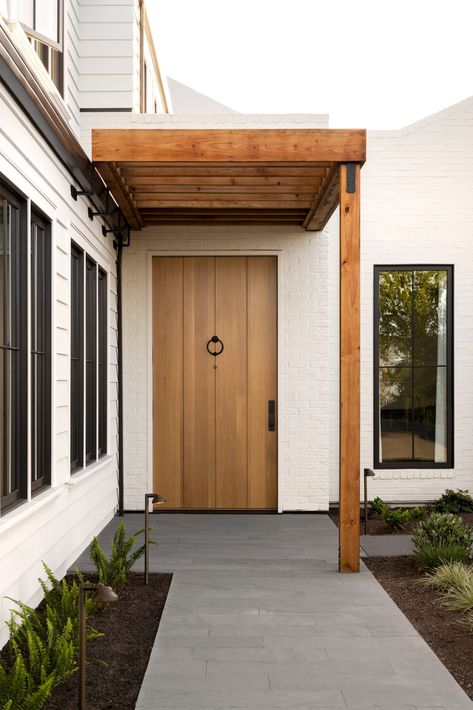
<box><xmin>378</xmin><ymin>269</ymin><xmax>448</xmax><ymax>464</ymax></box>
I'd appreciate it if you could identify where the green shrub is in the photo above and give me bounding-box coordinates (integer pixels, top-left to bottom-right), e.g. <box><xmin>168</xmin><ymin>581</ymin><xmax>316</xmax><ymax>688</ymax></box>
<box><xmin>413</xmin><ymin>513</ymin><xmax>473</xmax><ymax>569</ymax></box>
<box><xmin>422</xmin><ymin>561</ymin><xmax>473</xmax><ymax>592</ymax></box>
<box><xmin>90</xmin><ymin>522</ymin><xmax>147</xmax><ymax>589</ymax></box>
<box><xmin>0</xmin><ymin>655</ymin><xmax>54</xmax><ymax>710</ymax></box>
<box><xmin>434</xmin><ymin>489</ymin><xmax>473</xmax><ymax>514</ymax></box>
<box><xmin>369</xmin><ymin>497</ymin><xmax>386</xmax><ymax>515</ymax></box>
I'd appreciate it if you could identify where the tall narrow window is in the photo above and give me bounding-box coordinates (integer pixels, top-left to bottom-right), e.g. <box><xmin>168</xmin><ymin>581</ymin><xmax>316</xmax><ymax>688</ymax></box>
<box><xmin>374</xmin><ymin>266</ymin><xmax>453</xmax><ymax>468</ymax></box>
<box><xmin>31</xmin><ymin>212</ymin><xmax>51</xmax><ymax>492</ymax></box>
<box><xmin>0</xmin><ymin>183</ymin><xmax>26</xmax><ymax>509</ymax></box>
<box><xmin>17</xmin><ymin>1</ymin><xmax>64</xmax><ymax>94</ymax></box>
<box><xmin>70</xmin><ymin>244</ymin><xmax>83</xmax><ymax>471</ymax></box>
<box><xmin>85</xmin><ymin>258</ymin><xmax>97</xmax><ymax>463</ymax></box>
<box><xmin>98</xmin><ymin>268</ymin><xmax>107</xmax><ymax>457</ymax></box>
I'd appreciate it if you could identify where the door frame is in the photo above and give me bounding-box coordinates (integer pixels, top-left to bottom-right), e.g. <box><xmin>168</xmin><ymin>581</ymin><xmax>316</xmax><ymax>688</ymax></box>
<box><xmin>146</xmin><ymin>249</ymin><xmax>284</xmax><ymax>512</ymax></box>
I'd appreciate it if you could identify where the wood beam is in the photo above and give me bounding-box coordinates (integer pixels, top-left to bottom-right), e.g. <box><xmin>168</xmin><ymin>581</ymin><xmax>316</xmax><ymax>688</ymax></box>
<box><xmin>135</xmin><ymin>199</ymin><xmax>313</xmax><ymax>209</ymax></box>
<box><xmin>92</xmin><ymin>128</ymin><xmax>367</xmax><ymax>164</ymax></box>
<box><xmin>94</xmin><ymin>161</ymin><xmax>143</xmax><ymax>230</ymax></box>
<box><xmin>303</xmin><ymin>164</ymin><xmax>340</xmax><ymax>231</ymax></box>
<box><xmin>339</xmin><ymin>163</ymin><xmax>361</xmax><ymax>574</ymax></box>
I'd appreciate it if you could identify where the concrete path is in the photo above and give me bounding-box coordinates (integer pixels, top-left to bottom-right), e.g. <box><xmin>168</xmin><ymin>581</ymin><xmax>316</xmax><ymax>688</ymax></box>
<box><xmin>75</xmin><ymin>514</ymin><xmax>472</xmax><ymax>709</ymax></box>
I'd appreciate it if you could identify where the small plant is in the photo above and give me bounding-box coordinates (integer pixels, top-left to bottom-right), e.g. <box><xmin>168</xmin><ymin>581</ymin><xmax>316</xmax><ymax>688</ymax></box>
<box><xmin>434</xmin><ymin>489</ymin><xmax>473</xmax><ymax>514</ymax></box>
<box><xmin>90</xmin><ymin>522</ymin><xmax>147</xmax><ymax>589</ymax></box>
<box><xmin>0</xmin><ymin>655</ymin><xmax>54</xmax><ymax>710</ymax></box>
<box><xmin>369</xmin><ymin>496</ymin><xmax>386</xmax><ymax>515</ymax></box>
<box><xmin>422</xmin><ymin>561</ymin><xmax>473</xmax><ymax>592</ymax></box>
<box><xmin>413</xmin><ymin>513</ymin><xmax>473</xmax><ymax>569</ymax></box>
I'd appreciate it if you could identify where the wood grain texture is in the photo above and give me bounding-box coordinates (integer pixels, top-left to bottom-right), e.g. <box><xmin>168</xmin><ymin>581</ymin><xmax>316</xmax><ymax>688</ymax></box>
<box><xmin>215</xmin><ymin>257</ymin><xmax>248</xmax><ymax>508</ymax></box>
<box><xmin>152</xmin><ymin>257</ymin><xmax>184</xmax><ymax>508</ymax></box>
<box><xmin>339</xmin><ymin>164</ymin><xmax>361</xmax><ymax>573</ymax></box>
<box><xmin>92</xmin><ymin>128</ymin><xmax>367</xmax><ymax>163</ymax></box>
<box><xmin>183</xmin><ymin>257</ymin><xmax>216</xmax><ymax>508</ymax></box>
<box><xmin>248</xmin><ymin>257</ymin><xmax>278</xmax><ymax>509</ymax></box>
<box><xmin>303</xmin><ymin>163</ymin><xmax>341</xmax><ymax>231</ymax></box>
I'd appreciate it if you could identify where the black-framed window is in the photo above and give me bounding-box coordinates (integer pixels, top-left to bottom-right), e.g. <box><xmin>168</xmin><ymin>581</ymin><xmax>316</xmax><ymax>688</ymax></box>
<box><xmin>85</xmin><ymin>257</ymin><xmax>97</xmax><ymax>463</ymax></box>
<box><xmin>70</xmin><ymin>245</ymin><xmax>107</xmax><ymax>470</ymax></box>
<box><xmin>17</xmin><ymin>0</ymin><xmax>64</xmax><ymax>94</ymax></box>
<box><xmin>0</xmin><ymin>183</ymin><xmax>27</xmax><ymax>510</ymax></box>
<box><xmin>98</xmin><ymin>268</ymin><xmax>107</xmax><ymax>457</ymax></box>
<box><xmin>374</xmin><ymin>265</ymin><xmax>453</xmax><ymax>468</ymax></box>
<box><xmin>31</xmin><ymin>212</ymin><xmax>51</xmax><ymax>492</ymax></box>
<box><xmin>70</xmin><ymin>243</ymin><xmax>84</xmax><ymax>471</ymax></box>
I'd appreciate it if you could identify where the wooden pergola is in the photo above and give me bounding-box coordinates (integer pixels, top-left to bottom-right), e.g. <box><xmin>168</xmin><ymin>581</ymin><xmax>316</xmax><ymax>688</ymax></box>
<box><xmin>92</xmin><ymin>127</ymin><xmax>366</xmax><ymax>573</ymax></box>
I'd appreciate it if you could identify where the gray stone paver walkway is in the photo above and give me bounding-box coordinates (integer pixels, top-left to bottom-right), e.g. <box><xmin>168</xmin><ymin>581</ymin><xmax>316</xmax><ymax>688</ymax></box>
<box><xmin>361</xmin><ymin>534</ymin><xmax>414</xmax><ymax>557</ymax></box>
<box><xmin>75</xmin><ymin>514</ymin><xmax>472</xmax><ymax>709</ymax></box>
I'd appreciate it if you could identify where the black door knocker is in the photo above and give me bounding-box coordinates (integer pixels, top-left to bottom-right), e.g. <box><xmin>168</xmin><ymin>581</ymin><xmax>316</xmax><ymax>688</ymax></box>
<box><xmin>206</xmin><ymin>335</ymin><xmax>224</xmax><ymax>357</ymax></box>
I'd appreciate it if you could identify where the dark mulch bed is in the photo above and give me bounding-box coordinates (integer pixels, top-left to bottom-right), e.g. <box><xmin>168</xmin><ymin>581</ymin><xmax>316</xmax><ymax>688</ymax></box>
<box><xmin>329</xmin><ymin>509</ymin><xmax>473</xmax><ymax>536</ymax></box>
<box><xmin>365</xmin><ymin>555</ymin><xmax>473</xmax><ymax>699</ymax></box>
<box><xmin>44</xmin><ymin>572</ymin><xmax>172</xmax><ymax>710</ymax></box>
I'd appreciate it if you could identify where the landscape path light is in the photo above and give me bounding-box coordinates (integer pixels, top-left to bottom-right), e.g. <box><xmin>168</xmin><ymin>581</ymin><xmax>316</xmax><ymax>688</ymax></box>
<box><xmin>363</xmin><ymin>468</ymin><xmax>376</xmax><ymax>535</ymax></box>
<box><xmin>144</xmin><ymin>492</ymin><xmax>167</xmax><ymax>584</ymax></box>
<box><xmin>78</xmin><ymin>582</ymin><xmax>118</xmax><ymax>710</ymax></box>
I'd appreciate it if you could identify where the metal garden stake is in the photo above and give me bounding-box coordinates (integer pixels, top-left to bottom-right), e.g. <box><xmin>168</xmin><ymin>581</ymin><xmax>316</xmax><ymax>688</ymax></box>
<box><xmin>144</xmin><ymin>492</ymin><xmax>166</xmax><ymax>584</ymax></box>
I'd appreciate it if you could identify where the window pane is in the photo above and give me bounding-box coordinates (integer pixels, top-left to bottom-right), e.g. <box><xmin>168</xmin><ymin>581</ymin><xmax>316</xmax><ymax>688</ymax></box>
<box><xmin>379</xmin><ymin>366</ymin><xmax>412</xmax><ymax>462</ymax></box>
<box><xmin>98</xmin><ymin>269</ymin><xmax>107</xmax><ymax>457</ymax></box>
<box><xmin>35</xmin><ymin>0</ymin><xmax>58</xmax><ymax>43</ymax></box>
<box><xmin>413</xmin><ymin>270</ymin><xmax>447</xmax><ymax>366</ymax></box>
<box><xmin>413</xmin><ymin>366</ymin><xmax>447</xmax><ymax>463</ymax></box>
<box><xmin>379</xmin><ymin>270</ymin><xmax>412</xmax><ymax>366</ymax></box>
<box><xmin>85</xmin><ymin>259</ymin><xmax>97</xmax><ymax>462</ymax></box>
<box><xmin>17</xmin><ymin>0</ymin><xmax>34</xmax><ymax>28</ymax></box>
<box><xmin>70</xmin><ymin>245</ymin><xmax>84</xmax><ymax>471</ymax></box>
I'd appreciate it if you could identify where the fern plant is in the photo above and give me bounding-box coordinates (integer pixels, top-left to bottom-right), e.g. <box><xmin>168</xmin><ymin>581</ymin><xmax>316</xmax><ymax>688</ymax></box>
<box><xmin>0</xmin><ymin>655</ymin><xmax>54</xmax><ymax>710</ymax></box>
<box><xmin>90</xmin><ymin>522</ymin><xmax>148</xmax><ymax>589</ymax></box>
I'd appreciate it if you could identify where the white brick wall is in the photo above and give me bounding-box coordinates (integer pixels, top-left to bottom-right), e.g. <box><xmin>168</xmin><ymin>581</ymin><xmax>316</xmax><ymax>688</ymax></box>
<box><xmin>329</xmin><ymin>96</ymin><xmax>473</xmax><ymax>502</ymax></box>
<box><xmin>122</xmin><ymin>226</ymin><xmax>331</xmax><ymax>512</ymax></box>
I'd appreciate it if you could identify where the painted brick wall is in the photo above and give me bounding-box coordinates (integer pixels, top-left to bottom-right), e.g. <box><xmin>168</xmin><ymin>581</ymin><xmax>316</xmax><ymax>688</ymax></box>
<box><xmin>329</xmin><ymin>97</ymin><xmax>473</xmax><ymax>502</ymax></box>
<box><xmin>122</xmin><ymin>226</ymin><xmax>331</xmax><ymax>511</ymax></box>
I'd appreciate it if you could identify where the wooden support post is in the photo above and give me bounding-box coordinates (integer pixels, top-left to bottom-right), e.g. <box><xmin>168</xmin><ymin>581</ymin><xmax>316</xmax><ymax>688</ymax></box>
<box><xmin>339</xmin><ymin>163</ymin><xmax>361</xmax><ymax>573</ymax></box>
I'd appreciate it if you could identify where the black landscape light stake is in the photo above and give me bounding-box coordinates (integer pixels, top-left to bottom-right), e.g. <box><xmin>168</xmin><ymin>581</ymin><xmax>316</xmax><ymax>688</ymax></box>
<box><xmin>78</xmin><ymin>582</ymin><xmax>118</xmax><ymax>710</ymax></box>
<box><xmin>363</xmin><ymin>468</ymin><xmax>376</xmax><ymax>535</ymax></box>
<box><xmin>144</xmin><ymin>492</ymin><xmax>167</xmax><ymax>584</ymax></box>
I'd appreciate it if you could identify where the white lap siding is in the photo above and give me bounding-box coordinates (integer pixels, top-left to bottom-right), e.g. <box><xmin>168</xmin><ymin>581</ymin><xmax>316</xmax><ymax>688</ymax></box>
<box><xmin>0</xmin><ymin>84</ymin><xmax>118</xmax><ymax>647</ymax></box>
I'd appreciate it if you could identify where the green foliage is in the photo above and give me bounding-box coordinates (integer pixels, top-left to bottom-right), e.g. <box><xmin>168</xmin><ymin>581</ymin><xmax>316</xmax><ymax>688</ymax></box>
<box><xmin>422</xmin><ymin>561</ymin><xmax>473</xmax><ymax>592</ymax></box>
<box><xmin>0</xmin><ymin>563</ymin><xmax>103</xmax><ymax>709</ymax></box>
<box><xmin>369</xmin><ymin>497</ymin><xmax>386</xmax><ymax>515</ymax></box>
<box><xmin>90</xmin><ymin>522</ymin><xmax>147</xmax><ymax>589</ymax></box>
<box><xmin>368</xmin><ymin>496</ymin><xmax>424</xmax><ymax>530</ymax></box>
<box><xmin>413</xmin><ymin>513</ymin><xmax>473</xmax><ymax>569</ymax></box>
<box><xmin>0</xmin><ymin>656</ymin><xmax>54</xmax><ymax>710</ymax></box>
<box><xmin>434</xmin><ymin>489</ymin><xmax>473</xmax><ymax>514</ymax></box>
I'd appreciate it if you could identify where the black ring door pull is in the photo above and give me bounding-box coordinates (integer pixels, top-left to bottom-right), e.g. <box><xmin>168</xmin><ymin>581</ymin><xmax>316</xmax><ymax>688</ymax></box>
<box><xmin>206</xmin><ymin>335</ymin><xmax>224</xmax><ymax>357</ymax></box>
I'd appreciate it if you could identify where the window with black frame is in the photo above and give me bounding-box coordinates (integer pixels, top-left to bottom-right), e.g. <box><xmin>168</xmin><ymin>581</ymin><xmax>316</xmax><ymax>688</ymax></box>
<box><xmin>17</xmin><ymin>0</ymin><xmax>63</xmax><ymax>94</ymax></box>
<box><xmin>31</xmin><ymin>212</ymin><xmax>51</xmax><ymax>492</ymax></box>
<box><xmin>70</xmin><ymin>243</ymin><xmax>84</xmax><ymax>471</ymax></box>
<box><xmin>70</xmin><ymin>245</ymin><xmax>108</xmax><ymax>471</ymax></box>
<box><xmin>98</xmin><ymin>267</ymin><xmax>107</xmax><ymax>458</ymax></box>
<box><xmin>374</xmin><ymin>266</ymin><xmax>453</xmax><ymax>468</ymax></box>
<box><xmin>0</xmin><ymin>183</ymin><xmax>27</xmax><ymax>510</ymax></box>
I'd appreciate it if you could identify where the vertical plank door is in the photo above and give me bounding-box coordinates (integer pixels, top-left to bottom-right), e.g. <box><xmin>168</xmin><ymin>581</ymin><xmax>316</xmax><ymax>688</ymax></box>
<box><xmin>152</xmin><ymin>257</ymin><xmax>184</xmax><ymax>507</ymax></box>
<box><xmin>248</xmin><ymin>256</ymin><xmax>278</xmax><ymax>508</ymax></box>
<box><xmin>183</xmin><ymin>257</ymin><xmax>216</xmax><ymax>507</ymax></box>
<box><xmin>215</xmin><ymin>256</ymin><xmax>248</xmax><ymax>508</ymax></box>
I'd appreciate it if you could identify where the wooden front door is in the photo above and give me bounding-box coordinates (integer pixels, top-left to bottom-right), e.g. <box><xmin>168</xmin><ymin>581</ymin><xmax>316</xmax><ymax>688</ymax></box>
<box><xmin>152</xmin><ymin>256</ymin><xmax>277</xmax><ymax>509</ymax></box>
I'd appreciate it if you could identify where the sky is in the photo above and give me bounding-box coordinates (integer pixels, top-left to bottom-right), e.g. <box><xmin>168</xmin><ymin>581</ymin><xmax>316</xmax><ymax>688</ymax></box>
<box><xmin>147</xmin><ymin>0</ymin><xmax>473</xmax><ymax>129</ymax></box>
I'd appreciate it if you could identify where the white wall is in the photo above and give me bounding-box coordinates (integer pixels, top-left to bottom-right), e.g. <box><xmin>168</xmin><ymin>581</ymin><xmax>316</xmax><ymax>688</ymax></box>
<box><xmin>329</xmin><ymin>97</ymin><xmax>473</xmax><ymax>503</ymax></box>
<box><xmin>0</xmin><ymin>84</ymin><xmax>119</xmax><ymax>646</ymax></box>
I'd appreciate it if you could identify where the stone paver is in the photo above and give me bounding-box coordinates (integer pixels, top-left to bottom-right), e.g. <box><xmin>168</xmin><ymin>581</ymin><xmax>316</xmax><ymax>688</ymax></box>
<box><xmin>361</xmin><ymin>534</ymin><xmax>414</xmax><ymax>557</ymax></box>
<box><xmin>74</xmin><ymin>514</ymin><xmax>472</xmax><ymax>709</ymax></box>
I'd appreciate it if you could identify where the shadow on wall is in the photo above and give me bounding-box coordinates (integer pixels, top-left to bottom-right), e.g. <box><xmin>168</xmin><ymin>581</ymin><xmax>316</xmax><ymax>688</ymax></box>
<box><xmin>166</xmin><ymin>77</ymin><xmax>237</xmax><ymax>114</ymax></box>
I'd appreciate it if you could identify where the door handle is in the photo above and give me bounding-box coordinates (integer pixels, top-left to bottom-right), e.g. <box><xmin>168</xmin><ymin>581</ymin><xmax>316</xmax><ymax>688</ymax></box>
<box><xmin>268</xmin><ymin>400</ymin><xmax>275</xmax><ymax>432</ymax></box>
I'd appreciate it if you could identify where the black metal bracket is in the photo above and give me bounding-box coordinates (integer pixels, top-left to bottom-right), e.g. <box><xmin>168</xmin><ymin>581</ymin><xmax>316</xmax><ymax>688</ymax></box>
<box><xmin>346</xmin><ymin>163</ymin><xmax>357</xmax><ymax>193</ymax></box>
<box><xmin>88</xmin><ymin>191</ymin><xmax>111</xmax><ymax>221</ymax></box>
<box><xmin>70</xmin><ymin>184</ymin><xmax>94</xmax><ymax>201</ymax></box>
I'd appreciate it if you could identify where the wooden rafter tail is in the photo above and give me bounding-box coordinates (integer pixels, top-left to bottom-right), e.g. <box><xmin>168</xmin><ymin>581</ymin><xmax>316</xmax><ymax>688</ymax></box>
<box><xmin>303</xmin><ymin>163</ymin><xmax>340</xmax><ymax>231</ymax></box>
<box><xmin>94</xmin><ymin>161</ymin><xmax>144</xmax><ymax>231</ymax></box>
